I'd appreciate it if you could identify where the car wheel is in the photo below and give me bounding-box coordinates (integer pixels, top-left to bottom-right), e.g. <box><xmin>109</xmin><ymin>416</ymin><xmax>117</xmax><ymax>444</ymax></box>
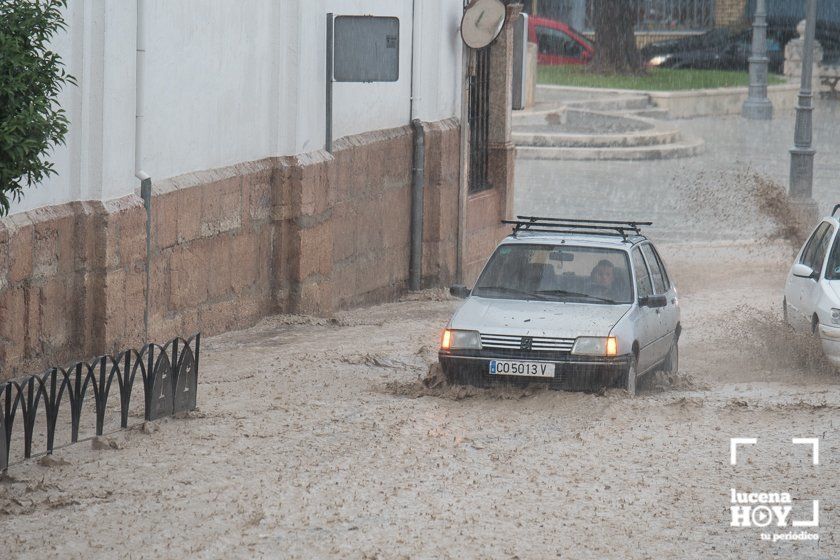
<box><xmin>662</xmin><ymin>337</ymin><xmax>679</xmax><ymax>376</ymax></box>
<box><xmin>623</xmin><ymin>357</ymin><xmax>639</xmax><ymax>396</ymax></box>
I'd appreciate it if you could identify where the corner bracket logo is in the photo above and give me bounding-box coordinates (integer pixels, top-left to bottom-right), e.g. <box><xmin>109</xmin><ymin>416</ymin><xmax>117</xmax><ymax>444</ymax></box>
<box><xmin>729</xmin><ymin>437</ymin><xmax>820</xmax><ymax>543</ymax></box>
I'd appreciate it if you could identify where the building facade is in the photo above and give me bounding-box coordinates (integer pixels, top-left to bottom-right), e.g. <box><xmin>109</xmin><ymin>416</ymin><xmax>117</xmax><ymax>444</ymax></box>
<box><xmin>0</xmin><ymin>0</ymin><xmax>520</xmax><ymax>378</ymax></box>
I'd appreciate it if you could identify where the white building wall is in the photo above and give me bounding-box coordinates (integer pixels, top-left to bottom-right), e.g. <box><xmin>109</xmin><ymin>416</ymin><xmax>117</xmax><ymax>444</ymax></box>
<box><xmin>8</xmin><ymin>0</ymin><xmax>464</xmax><ymax>216</ymax></box>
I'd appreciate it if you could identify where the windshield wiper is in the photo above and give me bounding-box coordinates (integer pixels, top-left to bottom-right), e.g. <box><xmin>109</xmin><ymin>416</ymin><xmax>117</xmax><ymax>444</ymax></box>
<box><xmin>535</xmin><ymin>289</ymin><xmax>618</xmax><ymax>304</ymax></box>
<box><xmin>474</xmin><ymin>286</ymin><xmax>547</xmax><ymax>300</ymax></box>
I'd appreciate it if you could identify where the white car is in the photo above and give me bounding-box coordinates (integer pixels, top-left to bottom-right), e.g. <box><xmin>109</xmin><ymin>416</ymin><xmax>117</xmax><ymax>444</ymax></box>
<box><xmin>783</xmin><ymin>205</ymin><xmax>840</xmax><ymax>367</ymax></box>
<box><xmin>439</xmin><ymin>217</ymin><xmax>680</xmax><ymax>394</ymax></box>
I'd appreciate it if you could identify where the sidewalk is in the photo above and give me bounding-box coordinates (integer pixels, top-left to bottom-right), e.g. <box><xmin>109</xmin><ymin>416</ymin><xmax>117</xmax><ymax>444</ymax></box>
<box><xmin>515</xmin><ymin>98</ymin><xmax>840</xmax><ymax>242</ymax></box>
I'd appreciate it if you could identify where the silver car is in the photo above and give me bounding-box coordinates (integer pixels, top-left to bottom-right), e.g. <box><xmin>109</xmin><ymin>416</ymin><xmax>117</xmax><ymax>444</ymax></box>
<box><xmin>439</xmin><ymin>217</ymin><xmax>681</xmax><ymax>394</ymax></box>
<box><xmin>783</xmin><ymin>205</ymin><xmax>840</xmax><ymax>367</ymax></box>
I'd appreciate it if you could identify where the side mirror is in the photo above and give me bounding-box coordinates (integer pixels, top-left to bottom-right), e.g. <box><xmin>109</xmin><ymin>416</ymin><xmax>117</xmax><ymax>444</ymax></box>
<box><xmin>639</xmin><ymin>294</ymin><xmax>667</xmax><ymax>308</ymax></box>
<box><xmin>792</xmin><ymin>263</ymin><xmax>817</xmax><ymax>280</ymax></box>
<box><xmin>449</xmin><ymin>285</ymin><xmax>471</xmax><ymax>299</ymax></box>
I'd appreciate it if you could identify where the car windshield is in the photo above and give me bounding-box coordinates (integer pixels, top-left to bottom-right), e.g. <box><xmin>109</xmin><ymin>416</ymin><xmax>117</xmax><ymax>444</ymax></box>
<box><xmin>568</xmin><ymin>25</ymin><xmax>593</xmax><ymax>49</ymax></box>
<box><xmin>472</xmin><ymin>243</ymin><xmax>633</xmax><ymax>304</ymax></box>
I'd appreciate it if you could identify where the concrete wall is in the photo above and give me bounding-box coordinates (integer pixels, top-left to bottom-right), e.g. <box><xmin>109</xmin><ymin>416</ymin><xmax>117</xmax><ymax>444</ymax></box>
<box><xmin>717</xmin><ymin>0</ymin><xmax>749</xmax><ymax>27</ymax></box>
<box><xmin>7</xmin><ymin>0</ymin><xmax>463</xmax><ymax>215</ymax></box>
<box><xmin>0</xmin><ymin>122</ymin><xmax>464</xmax><ymax>379</ymax></box>
<box><xmin>0</xmin><ymin>1</ymin><xmax>521</xmax><ymax>378</ymax></box>
<box><xmin>648</xmin><ymin>83</ymin><xmax>800</xmax><ymax>118</ymax></box>
<box><xmin>581</xmin><ymin>31</ymin><xmax>707</xmax><ymax>50</ymax></box>
<box><xmin>12</xmin><ymin>1</ymin><xmax>138</xmax><ymax>215</ymax></box>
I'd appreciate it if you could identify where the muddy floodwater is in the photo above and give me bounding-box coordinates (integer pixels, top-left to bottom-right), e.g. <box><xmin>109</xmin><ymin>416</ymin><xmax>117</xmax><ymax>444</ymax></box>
<box><xmin>4</xmin><ymin>103</ymin><xmax>840</xmax><ymax>558</ymax></box>
<box><xmin>1</xmin><ymin>235</ymin><xmax>838</xmax><ymax>559</ymax></box>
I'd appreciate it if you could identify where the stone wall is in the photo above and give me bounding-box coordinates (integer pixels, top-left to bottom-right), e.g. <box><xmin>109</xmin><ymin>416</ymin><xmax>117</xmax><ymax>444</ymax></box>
<box><xmin>0</xmin><ymin>118</ymin><xmax>482</xmax><ymax>380</ymax></box>
<box><xmin>716</xmin><ymin>0</ymin><xmax>748</xmax><ymax>27</ymax></box>
<box><xmin>648</xmin><ymin>83</ymin><xmax>800</xmax><ymax>118</ymax></box>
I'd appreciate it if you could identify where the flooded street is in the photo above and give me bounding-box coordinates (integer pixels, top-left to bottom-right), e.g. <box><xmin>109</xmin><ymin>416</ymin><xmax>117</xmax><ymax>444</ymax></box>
<box><xmin>1</xmin><ymin>233</ymin><xmax>839</xmax><ymax>559</ymax></box>
<box><xmin>4</xmin><ymin>87</ymin><xmax>840</xmax><ymax>560</ymax></box>
<box><xmin>4</xmin><ymin>1</ymin><xmax>840</xmax><ymax>558</ymax></box>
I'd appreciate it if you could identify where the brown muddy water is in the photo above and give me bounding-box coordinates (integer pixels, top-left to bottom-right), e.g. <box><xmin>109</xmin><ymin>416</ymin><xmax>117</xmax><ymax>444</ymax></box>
<box><xmin>1</xmin><ymin>182</ymin><xmax>838</xmax><ymax>559</ymax></box>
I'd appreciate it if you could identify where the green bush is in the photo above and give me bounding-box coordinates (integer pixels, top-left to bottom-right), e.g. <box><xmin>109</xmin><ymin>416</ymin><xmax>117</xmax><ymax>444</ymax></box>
<box><xmin>0</xmin><ymin>0</ymin><xmax>74</xmax><ymax>215</ymax></box>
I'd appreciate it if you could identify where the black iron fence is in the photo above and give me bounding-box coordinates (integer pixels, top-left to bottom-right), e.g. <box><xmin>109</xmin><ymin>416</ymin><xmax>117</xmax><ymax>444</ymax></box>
<box><xmin>1</xmin><ymin>334</ymin><xmax>200</xmax><ymax>471</ymax></box>
<box><xmin>468</xmin><ymin>46</ymin><xmax>492</xmax><ymax>193</ymax></box>
<box><xmin>587</xmin><ymin>0</ymin><xmax>716</xmax><ymax>31</ymax></box>
<box><xmin>536</xmin><ymin>0</ymin><xmax>716</xmax><ymax>32</ymax></box>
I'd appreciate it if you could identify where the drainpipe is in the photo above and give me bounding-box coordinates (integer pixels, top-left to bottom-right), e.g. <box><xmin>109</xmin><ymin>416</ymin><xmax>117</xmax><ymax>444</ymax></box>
<box><xmin>409</xmin><ymin>120</ymin><xmax>425</xmax><ymax>291</ymax></box>
<box><xmin>136</xmin><ymin>0</ymin><xmax>151</xmax><ymax>341</ymax></box>
<box><xmin>456</xmin><ymin>42</ymin><xmax>470</xmax><ymax>285</ymax></box>
<box><xmin>408</xmin><ymin>0</ymin><xmax>424</xmax><ymax>290</ymax></box>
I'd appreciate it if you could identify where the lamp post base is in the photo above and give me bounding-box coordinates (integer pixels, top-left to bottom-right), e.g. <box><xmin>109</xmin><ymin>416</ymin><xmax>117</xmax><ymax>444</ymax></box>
<box><xmin>788</xmin><ymin>197</ymin><xmax>821</xmax><ymax>241</ymax></box>
<box><xmin>790</xmin><ymin>147</ymin><xmax>816</xmax><ymax>199</ymax></box>
<box><xmin>742</xmin><ymin>98</ymin><xmax>773</xmax><ymax>120</ymax></box>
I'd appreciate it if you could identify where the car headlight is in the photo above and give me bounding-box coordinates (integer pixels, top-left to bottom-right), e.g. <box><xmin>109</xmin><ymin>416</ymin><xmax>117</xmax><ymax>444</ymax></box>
<box><xmin>441</xmin><ymin>329</ymin><xmax>482</xmax><ymax>350</ymax></box>
<box><xmin>832</xmin><ymin>309</ymin><xmax>840</xmax><ymax>326</ymax></box>
<box><xmin>649</xmin><ymin>54</ymin><xmax>672</xmax><ymax>66</ymax></box>
<box><xmin>571</xmin><ymin>336</ymin><xmax>618</xmax><ymax>357</ymax></box>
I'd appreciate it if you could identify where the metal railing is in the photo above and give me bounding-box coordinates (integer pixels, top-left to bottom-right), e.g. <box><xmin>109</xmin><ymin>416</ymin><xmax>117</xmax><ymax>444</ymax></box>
<box><xmin>586</xmin><ymin>0</ymin><xmax>716</xmax><ymax>31</ymax></box>
<box><xmin>1</xmin><ymin>334</ymin><xmax>200</xmax><ymax>471</ymax></box>
<box><xmin>537</xmin><ymin>0</ymin><xmax>716</xmax><ymax>32</ymax></box>
<box><xmin>468</xmin><ymin>46</ymin><xmax>492</xmax><ymax>193</ymax></box>
<box><xmin>585</xmin><ymin>0</ymin><xmax>715</xmax><ymax>31</ymax></box>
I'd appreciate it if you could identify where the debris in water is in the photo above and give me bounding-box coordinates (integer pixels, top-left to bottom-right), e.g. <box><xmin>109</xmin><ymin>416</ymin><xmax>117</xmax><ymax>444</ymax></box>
<box><xmin>37</xmin><ymin>455</ymin><xmax>70</xmax><ymax>468</ymax></box>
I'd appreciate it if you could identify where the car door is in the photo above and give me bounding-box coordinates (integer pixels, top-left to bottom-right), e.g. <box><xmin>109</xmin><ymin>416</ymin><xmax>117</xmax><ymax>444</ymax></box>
<box><xmin>641</xmin><ymin>243</ymin><xmax>677</xmax><ymax>363</ymax></box>
<box><xmin>802</xmin><ymin>224</ymin><xmax>836</xmax><ymax>328</ymax></box>
<box><xmin>787</xmin><ymin>222</ymin><xmax>832</xmax><ymax>331</ymax></box>
<box><xmin>631</xmin><ymin>247</ymin><xmax>658</xmax><ymax>373</ymax></box>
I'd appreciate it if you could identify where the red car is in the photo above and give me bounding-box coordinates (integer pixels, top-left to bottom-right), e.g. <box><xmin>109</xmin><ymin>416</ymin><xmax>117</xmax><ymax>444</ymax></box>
<box><xmin>528</xmin><ymin>16</ymin><xmax>593</xmax><ymax>65</ymax></box>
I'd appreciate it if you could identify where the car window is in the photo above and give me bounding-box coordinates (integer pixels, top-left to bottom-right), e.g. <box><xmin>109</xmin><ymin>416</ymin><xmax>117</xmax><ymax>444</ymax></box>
<box><xmin>649</xmin><ymin>244</ymin><xmax>670</xmax><ymax>290</ymax></box>
<box><xmin>826</xmin><ymin>231</ymin><xmax>840</xmax><ymax>280</ymax></box>
<box><xmin>640</xmin><ymin>244</ymin><xmax>667</xmax><ymax>294</ymax></box>
<box><xmin>631</xmin><ymin>248</ymin><xmax>653</xmax><ymax>299</ymax></box>
<box><xmin>473</xmin><ymin>243</ymin><xmax>633</xmax><ymax>304</ymax></box>
<box><xmin>813</xmin><ymin>225</ymin><xmax>836</xmax><ymax>274</ymax></box>
<box><xmin>535</xmin><ymin>26</ymin><xmax>583</xmax><ymax>58</ymax></box>
<box><xmin>801</xmin><ymin>222</ymin><xmax>831</xmax><ymax>270</ymax></box>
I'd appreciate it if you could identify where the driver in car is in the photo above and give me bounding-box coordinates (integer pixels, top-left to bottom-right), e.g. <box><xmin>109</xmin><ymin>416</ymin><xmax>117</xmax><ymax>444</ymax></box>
<box><xmin>589</xmin><ymin>259</ymin><xmax>620</xmax><ymax>300</ymax></box>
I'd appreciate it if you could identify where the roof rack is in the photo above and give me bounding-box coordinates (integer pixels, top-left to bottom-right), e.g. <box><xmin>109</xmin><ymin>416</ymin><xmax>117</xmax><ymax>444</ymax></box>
<box><xmin>503</xmin><ymin>216</ymin><xmax>653</xmax><ymax>240</ymax></box>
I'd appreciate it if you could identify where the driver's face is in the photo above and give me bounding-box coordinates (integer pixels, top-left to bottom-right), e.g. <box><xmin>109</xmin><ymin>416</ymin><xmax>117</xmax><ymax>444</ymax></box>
<box><xmin>594</xmin><ymin>266</ymin><xmax>614</xmax><ymax>287</ymax></box>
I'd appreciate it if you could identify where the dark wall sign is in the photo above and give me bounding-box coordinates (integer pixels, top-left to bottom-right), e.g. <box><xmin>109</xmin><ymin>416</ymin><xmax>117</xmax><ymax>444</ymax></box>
<box><xmin>333</xmin><ymin>16</ymin><xmax>400</xmax><ymax>82</ymax></box>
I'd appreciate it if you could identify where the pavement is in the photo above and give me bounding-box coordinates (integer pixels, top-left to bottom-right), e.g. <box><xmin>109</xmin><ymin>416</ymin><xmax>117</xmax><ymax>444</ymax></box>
<box><xmin>514</xmin><ymin>97</ymin><xmax>840</xmax><ymax>242</ymax></box>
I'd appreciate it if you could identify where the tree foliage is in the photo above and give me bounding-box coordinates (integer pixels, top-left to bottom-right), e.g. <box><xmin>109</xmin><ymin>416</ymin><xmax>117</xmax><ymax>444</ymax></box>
<box><xmin>0</xmin><ymin>0</ymin><xmax>74</xmax><ymax>215</ymax></box>
<box><xmin>591</xmin><ymin>0</ymin><xmax>643</xmax><ymax>74</ymax></box>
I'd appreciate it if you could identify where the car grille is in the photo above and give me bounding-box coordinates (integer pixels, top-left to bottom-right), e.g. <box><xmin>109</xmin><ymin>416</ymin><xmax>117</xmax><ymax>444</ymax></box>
<box><xmin>480</xmin><ymin>333</ymin><xmax>575</xmax><ymax>353</ymax></box>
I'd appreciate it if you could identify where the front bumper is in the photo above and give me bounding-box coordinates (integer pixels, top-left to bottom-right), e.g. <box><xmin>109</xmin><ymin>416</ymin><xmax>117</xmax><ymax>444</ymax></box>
<box><xmin>438</xmin><ymin>349</ymin><xmax>632</xmax><ymax>391</ymax></box>
<box><xmin>818</xmin><ymin>324</ymin><xmax>840</xmax><ymax>367</ymax></box>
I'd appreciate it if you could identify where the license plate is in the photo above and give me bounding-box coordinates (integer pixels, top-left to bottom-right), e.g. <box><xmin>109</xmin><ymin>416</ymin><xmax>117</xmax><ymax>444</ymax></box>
<box><xmin>489</xmin><ymin>360</ymin><xmax>555</xmax><ymax>378</ymax></box>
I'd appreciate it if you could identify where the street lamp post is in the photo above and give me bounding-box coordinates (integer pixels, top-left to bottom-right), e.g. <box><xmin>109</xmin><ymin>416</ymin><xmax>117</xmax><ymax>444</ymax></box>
<box><xmin>790</xmin><ymin>0</ymin><xmax>818</xmax><ymax>201</ymax></box>
<box><xmin>742</xmin><ymin>0</ymin><xmax>773</xmax><ymax>119</ymax></box>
